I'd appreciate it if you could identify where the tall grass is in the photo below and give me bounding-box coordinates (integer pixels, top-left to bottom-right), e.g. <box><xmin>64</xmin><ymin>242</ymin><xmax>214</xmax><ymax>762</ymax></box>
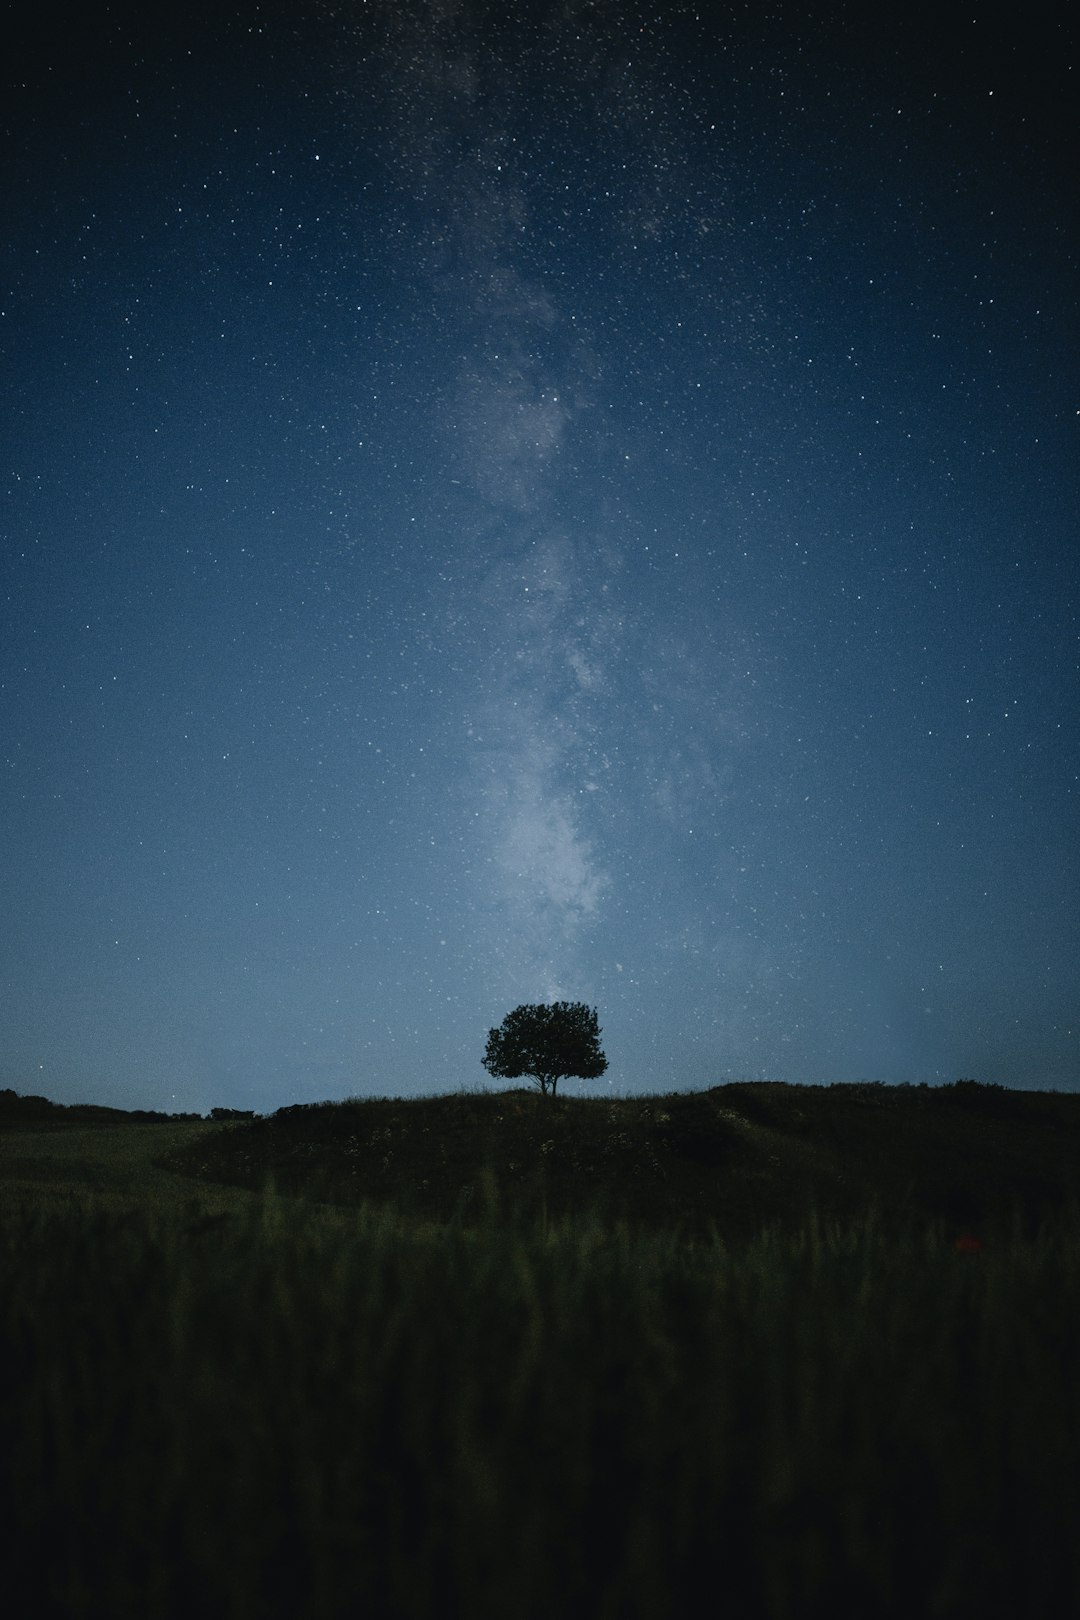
<box><xmin>4</xmin><ymin>1190</ymin><xmax>1080</xmax><ymax>1618</ymax></box>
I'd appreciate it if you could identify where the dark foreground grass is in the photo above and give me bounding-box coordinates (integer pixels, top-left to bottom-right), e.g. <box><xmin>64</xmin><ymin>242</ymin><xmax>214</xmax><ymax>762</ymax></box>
<box><xmin>4</xmin><ymin>1184</ymin><xmax>1080</xmax><ymax>1619</ymax></box>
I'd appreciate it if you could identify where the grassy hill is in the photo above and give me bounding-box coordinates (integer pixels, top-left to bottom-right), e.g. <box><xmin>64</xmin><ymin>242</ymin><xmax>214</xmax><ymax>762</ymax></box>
<box><xmin>165</xmin><ymin>1079</ymin><xmax>1080</xmax><ymax>1241</ymax></box>
<box><xmin>4</xmin><ymin>1079</ymin><xmax>1080</xmax><ymax>1617</ymax></box>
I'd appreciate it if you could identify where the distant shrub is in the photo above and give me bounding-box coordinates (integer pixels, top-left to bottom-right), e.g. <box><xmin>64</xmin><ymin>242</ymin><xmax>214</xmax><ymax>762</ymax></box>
<box><xmin>949</xmin><ymin>1078</ymin><xmax>1000</xmax><ymax>1098</ymax></box>
<box><xmin>942</xmin><ymin>1079</ymin><xmax>1031</xmax><ymax>1119</ymax></box>
<box><xmin>0</xmin><ymin>1090</ymin><xmax>58</xmax><ymax>1122</ymax></box>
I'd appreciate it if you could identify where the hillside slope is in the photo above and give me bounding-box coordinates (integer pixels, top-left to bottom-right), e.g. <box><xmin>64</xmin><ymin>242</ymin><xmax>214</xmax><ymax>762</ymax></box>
<box><xmin>166</xmin><ymin>1081</ymin><xmax>1080</xmax><ymax>1239</ymax></box>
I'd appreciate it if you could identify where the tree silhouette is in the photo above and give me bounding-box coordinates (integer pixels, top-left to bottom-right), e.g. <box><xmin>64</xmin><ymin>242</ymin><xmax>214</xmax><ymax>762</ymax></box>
<box><xmin>482</xmin><ymin>1002</ymin><xmax>608</xmax><ymax>1098</ymax></box>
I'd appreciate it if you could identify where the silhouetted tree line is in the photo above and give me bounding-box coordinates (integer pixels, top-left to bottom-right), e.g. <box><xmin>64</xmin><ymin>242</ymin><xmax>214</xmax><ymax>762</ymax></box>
<box><xmin>0</xmin><ymin>1089</ymin><xmax>203</xmax><ymax>1126</ymax></box>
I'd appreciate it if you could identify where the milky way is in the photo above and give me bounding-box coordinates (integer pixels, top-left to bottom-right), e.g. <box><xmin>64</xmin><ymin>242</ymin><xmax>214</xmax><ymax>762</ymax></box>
<box><xmin>2</xmin><ymin>2</ymin><xmax>1076</xmax><ymax>1109</ymax></box>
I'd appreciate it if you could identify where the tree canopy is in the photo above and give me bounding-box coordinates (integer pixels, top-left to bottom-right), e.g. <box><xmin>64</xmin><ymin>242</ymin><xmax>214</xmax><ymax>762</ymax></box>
<box><xmin>482</xmin><ymin>1002</ymin><xmax>608</xmax><ymax>1098</ymax></box>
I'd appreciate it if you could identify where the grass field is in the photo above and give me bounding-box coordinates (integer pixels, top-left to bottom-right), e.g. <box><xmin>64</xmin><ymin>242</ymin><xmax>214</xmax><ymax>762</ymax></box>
<box><xmin>3</xmin><ymin>1084</ymin><xmax>1080</xmax><ymax>1617</ymax></box>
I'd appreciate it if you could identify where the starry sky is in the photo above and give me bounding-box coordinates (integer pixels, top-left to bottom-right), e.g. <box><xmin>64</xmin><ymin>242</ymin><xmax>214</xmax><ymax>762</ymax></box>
<box><xmin>3</xmin><ymin>1</ymin><xmax>1077</xmax><ymax>1113</ymax></box>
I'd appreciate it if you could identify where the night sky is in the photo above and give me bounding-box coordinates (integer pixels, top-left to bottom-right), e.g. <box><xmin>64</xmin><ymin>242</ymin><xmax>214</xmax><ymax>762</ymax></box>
<box><xmin>3</xmin><ymin>2</ymin><xmax>1076</xmax><ymax>1113</ymax></box>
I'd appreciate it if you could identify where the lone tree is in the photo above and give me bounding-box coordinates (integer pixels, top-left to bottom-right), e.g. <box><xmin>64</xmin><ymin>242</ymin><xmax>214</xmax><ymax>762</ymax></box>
<box><xmin>482</xmin><ymin>1002</ymin><xmax>608</xmax><ymax>1098</ymax></box>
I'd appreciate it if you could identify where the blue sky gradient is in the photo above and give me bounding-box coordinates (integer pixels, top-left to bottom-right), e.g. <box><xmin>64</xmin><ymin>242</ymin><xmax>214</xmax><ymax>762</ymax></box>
<box><xmin>3</xmin><ymin>1</ymin><xmax>1076</xmax><ymax>1111</ymax></box>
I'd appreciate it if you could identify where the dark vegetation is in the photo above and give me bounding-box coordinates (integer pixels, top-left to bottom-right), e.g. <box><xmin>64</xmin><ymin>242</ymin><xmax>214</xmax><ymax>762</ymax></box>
<box><xmin>166</xmin><ymin>1078</ymin><xmax>1080</xmax><ymax>1242</ymax></box>
<box><xmin>0</xmin><ymin>1087</ymin><xmax>202</xmax><ymax>1128</ymax></box>
<box><xmin>482</xmin><ymin>1000</ymin><xmax>608</xmax><ymax>1096</ymax></box>
<box><xmin>3</xmin><ymin>1079</ymin><xmax>1080</xmax><ymax>1617</ymax></box>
